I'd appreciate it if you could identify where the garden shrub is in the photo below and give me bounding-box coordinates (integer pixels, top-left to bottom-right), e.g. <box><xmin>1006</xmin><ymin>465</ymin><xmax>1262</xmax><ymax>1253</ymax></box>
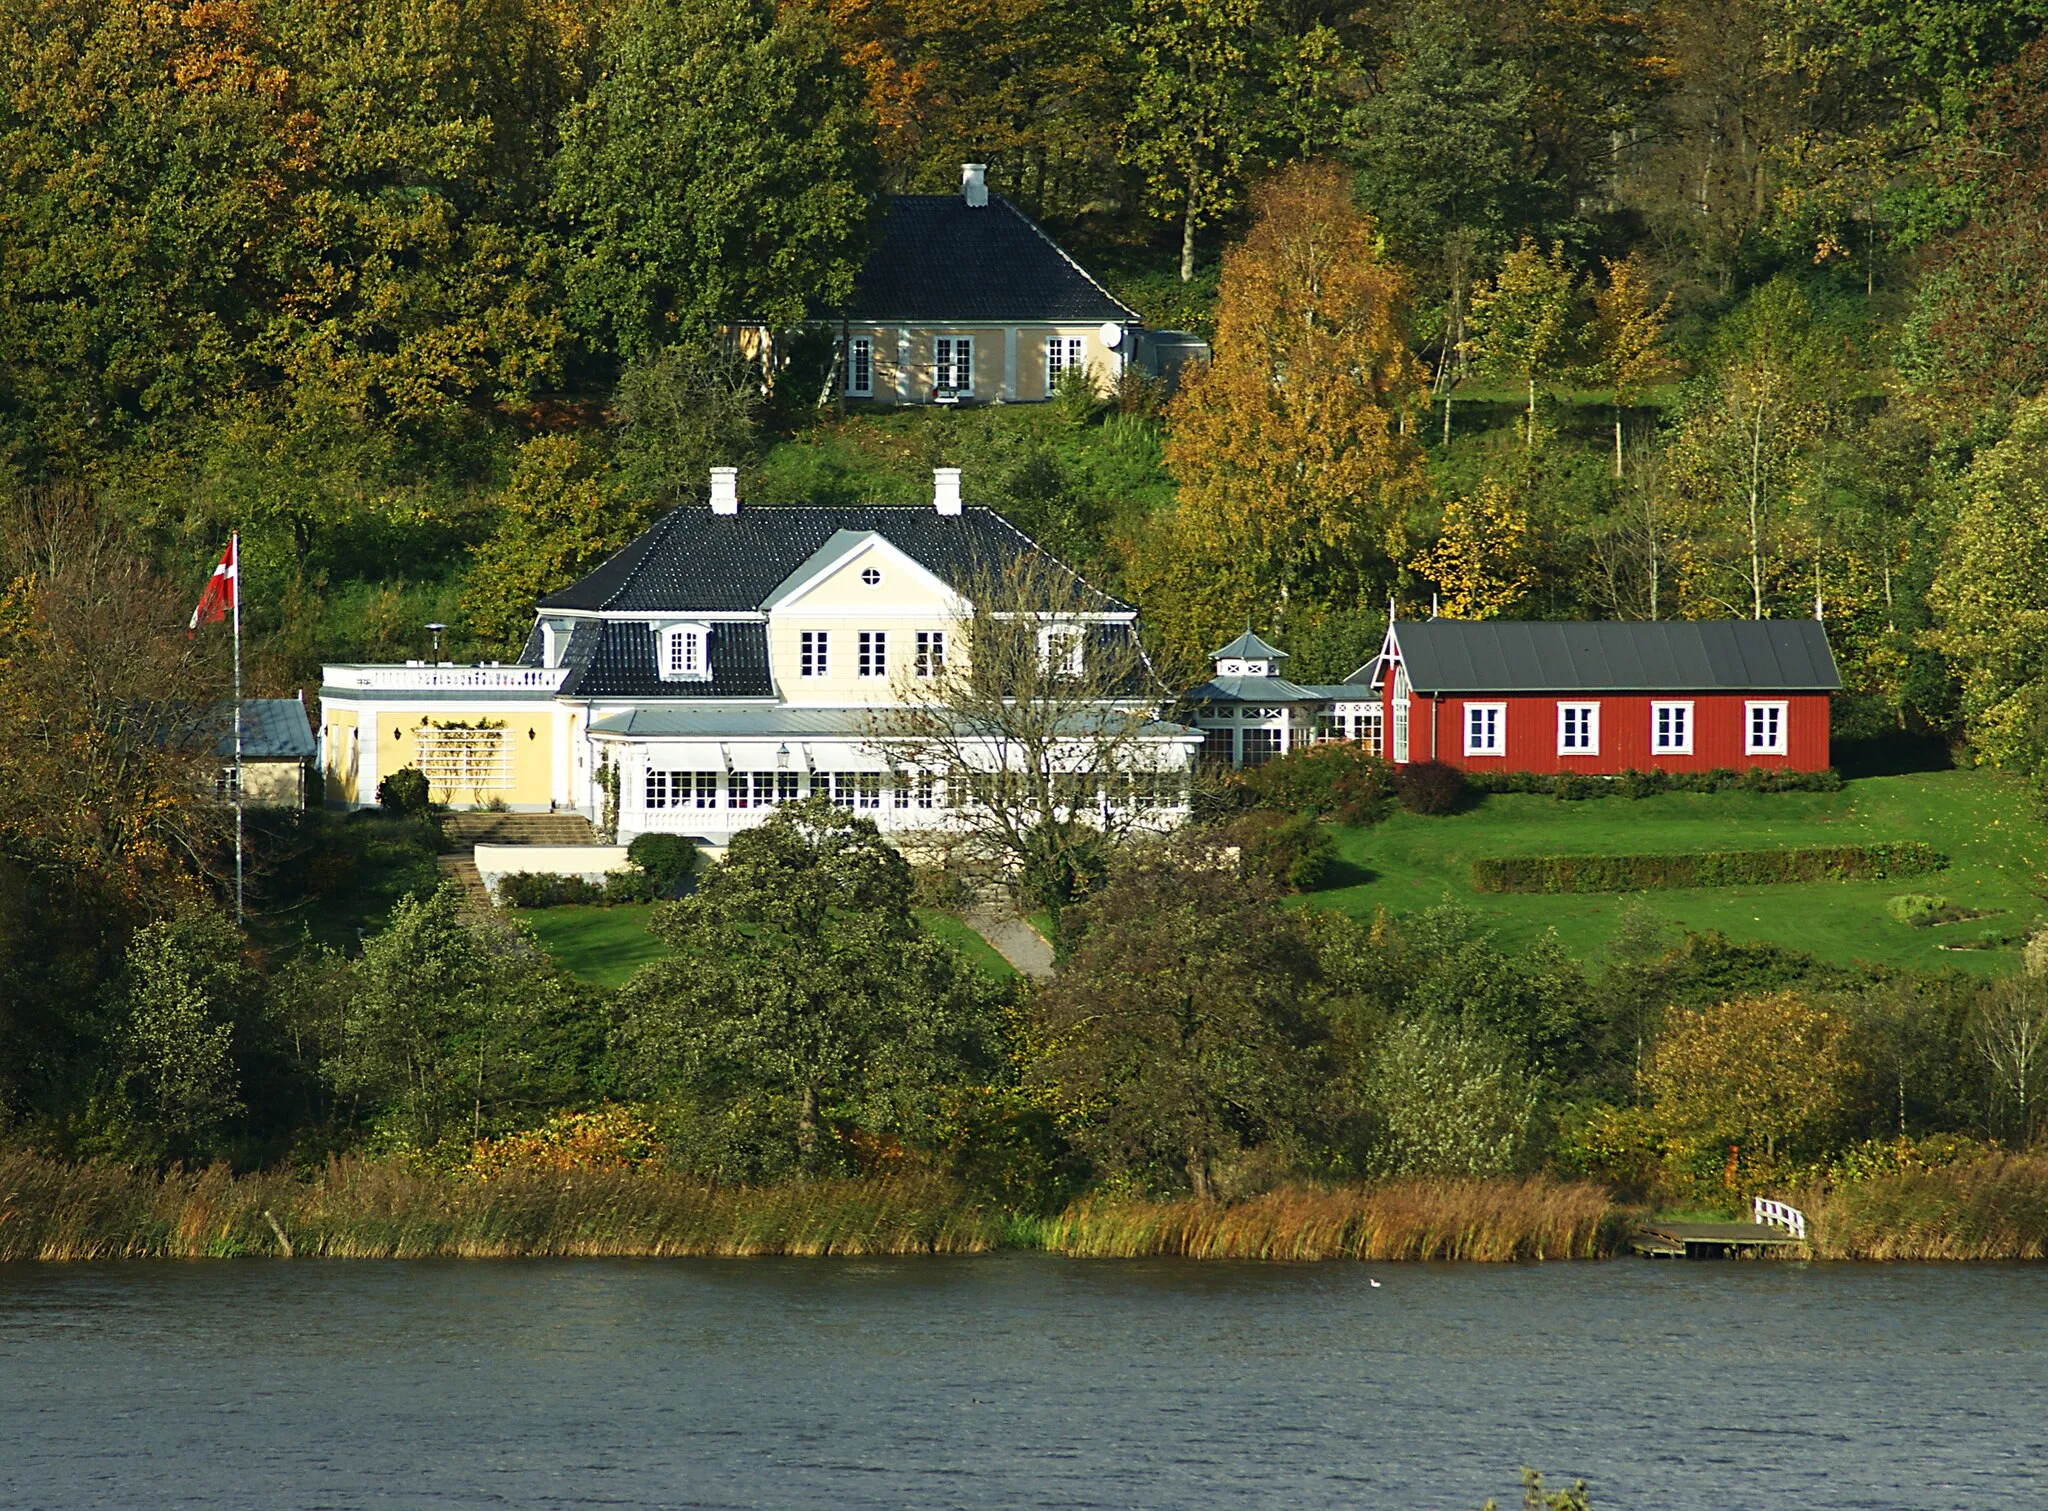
<box><xmin>1226</xmin><ymin>812</ymin><xmax>1338</xmax><ymax>892</ymax></box>
<box><xmin>376</xmin><ymin>766</ymin><xmax>431</xmax><ymax>816</ymax></box>
<box><xmin>1886</xmin><ymin>893</ymin><xmax>1949</xmax><ymax>927</ymax></box>
<box><xmin>1395</xmin><ymin>759</ymin><xmax>1467</xmax><ymax>815</ymax></box>
<box><xmin>496</xmin><ymin>871</ymin><xmax>608</xmax><ymax>908</ymax></box>
<box><xmin>1472</xmin><ymin>842</ymin><xmax>1948</xmax><ymax>894</ymax></box>
<box><xmin>1466</xmin><ymin>766</ymin><xmax>1843</xmax><ymax>799</ymax></box>
<box><xmin>626</xmin><ymin>832</ymin><xmax>702</xmax><ymax>896</ymax></box>
<box><xmin>1239</xmin><ymin>741</ymin><xmax>1395</xmax><ymax>823</ymax></box>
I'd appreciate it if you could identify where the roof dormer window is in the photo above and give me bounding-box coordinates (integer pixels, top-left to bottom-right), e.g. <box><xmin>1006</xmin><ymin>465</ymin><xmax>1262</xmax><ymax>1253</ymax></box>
<box><xmin>659</xmin><ymin>623</ymin><xmax>712</xmax><ymax>682</ymax></box>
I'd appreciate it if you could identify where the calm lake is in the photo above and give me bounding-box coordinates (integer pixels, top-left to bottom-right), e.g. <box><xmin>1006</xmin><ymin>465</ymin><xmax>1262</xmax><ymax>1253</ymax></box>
<box><xmin>1</xmin><ymin>1256</ymin><xmax>2043</xmax><ymax>1509</ymax></box>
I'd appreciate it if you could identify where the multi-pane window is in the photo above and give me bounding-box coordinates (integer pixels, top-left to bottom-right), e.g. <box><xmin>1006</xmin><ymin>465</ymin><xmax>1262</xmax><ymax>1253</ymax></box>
<box><xmin>858</xmin><ymin>630</ymin><xmax>887</xmax><ymax>678</ymax></box>
<box><xmin>692</xmin><ymin>771</ymin><xmax>720</xmax><ymax>809</ymax></box>
<box><xmin>1046</xmin><ymin>336</ymin><xmax>1083</xmax><ymax>389</ymax></box>
<box><xmin>1465</xmin><ymin>703</ymin><xmax>1505</xmax><ymax>756</ymax></box>
<box><xmin>1746</xmin><ymin>700</ymin><xmax>1787</xmax><ymax>754</ymax></box>
<box><xmin>934</xmin><ymin>336</ymin><xmax>973</xmax><ymax>394</ymax></box>
<box><xmin>1202</xmin><ymin>726</ymin><xmax>1235</xmax><ymax>765</ymax></box>
<box><xmin>846</xmin><ymin>337</ymin><xmax>873</xmax><ymax>396</ymax></box>
<box><xmin>645</xmin><ymin>769</ymin><xmax>681</xmax><ymax>809</ymax></box>
<box><xmin>1241</xmin><ymin>728</ymin><xmax>1283</xmax><ymax>767</ymax></box>
<box><xmin>1653</xmin><ymin>701</ymin><xmax>1693</xmax><ymax>754</ymax></box>
<box><xmin>800</xmin><ymin>630</ymin><xmax>828</xmax><ymax>678</ymax></box>
<box><xmin>1358</xmin><ymin>704</ymin><xmax>1384</xmax><ymax>756</ymax></box>
<box><xmin>734</xmin><ymin>772</ymin><xmax>795</xmax><ymax>810</ymax></box>
<box><xmin>1558</xmin><ymin>702</ymin><xmax>1600</xmax><ymax>754</ymax></box>
<box><xmin>830</xmin><ymin>771</ymin><xmax>882</xmax><ymax>810</ymax></box>
<box><xmin>915</xmin><ymin>630</ymin><xmax>945</xmax><ymax>678</ymax></box>
<box><xmin>1039</xmin><ymin>624</ymin><xmax>1085</xmax><ymax>677</ymax></box>
<box><xmin>663</xmin><ymin>627</ymin><xmax>705</xmax><ymax>680</ymax></box>
<box><xmin>891</xmin><ymin>770</ymin><xmax>940</xmax><ymax>810</ymax></box>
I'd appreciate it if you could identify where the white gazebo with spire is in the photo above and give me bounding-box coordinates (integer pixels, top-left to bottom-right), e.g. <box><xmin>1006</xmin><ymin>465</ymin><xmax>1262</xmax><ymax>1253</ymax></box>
<box><xmin>1181</xmin><ymin>629</ymin><xmax>1385</xmax><ymax>767</ymax></box>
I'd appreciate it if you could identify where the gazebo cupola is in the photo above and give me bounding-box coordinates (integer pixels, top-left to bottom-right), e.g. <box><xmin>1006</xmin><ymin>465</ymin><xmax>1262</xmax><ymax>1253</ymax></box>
<box><xmin>1210</xmin><ymin>628</ymin><xmax>1289</xmax><ymax>678</ymax></box>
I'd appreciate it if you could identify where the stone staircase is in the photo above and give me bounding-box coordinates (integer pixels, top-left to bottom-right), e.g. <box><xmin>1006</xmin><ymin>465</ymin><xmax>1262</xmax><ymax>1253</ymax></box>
<box><xmin>437</xmin><ymin>812</ymin><xmax>604</xmax><ymax>909</ymax></box>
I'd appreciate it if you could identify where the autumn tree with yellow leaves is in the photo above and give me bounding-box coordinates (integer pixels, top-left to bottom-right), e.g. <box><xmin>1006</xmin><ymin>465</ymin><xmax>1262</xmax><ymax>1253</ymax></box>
<box><xmin>1129</xmin><ymin>162</ymin><xmax>1427</xmax><ymax>671</ymax></box>
<box><xmin>1408</xmin><ymin>479</ymin><xmax>1537</xmax><ymax>620</ymax></box>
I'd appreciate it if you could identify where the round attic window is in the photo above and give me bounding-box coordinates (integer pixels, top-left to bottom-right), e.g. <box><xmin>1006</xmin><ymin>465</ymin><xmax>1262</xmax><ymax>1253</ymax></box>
<box><xmin>860</xmin><ymin>567</ymin><xmax>882</xmax><ymax>586</ymax></box>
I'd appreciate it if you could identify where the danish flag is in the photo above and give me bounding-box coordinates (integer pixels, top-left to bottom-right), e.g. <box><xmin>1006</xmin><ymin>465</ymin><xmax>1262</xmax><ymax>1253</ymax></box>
<box><xmin>188</xmin><ymin>535</ymin><xmax>238</xmax><ymax>634</ymax></box>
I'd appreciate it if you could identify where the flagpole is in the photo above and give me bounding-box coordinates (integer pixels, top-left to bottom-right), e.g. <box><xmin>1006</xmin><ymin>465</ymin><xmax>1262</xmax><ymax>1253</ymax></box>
<box><xmin>232</xmin><ymin>530</ymin><xmax>244</xmax><ymax>926</ymax></box>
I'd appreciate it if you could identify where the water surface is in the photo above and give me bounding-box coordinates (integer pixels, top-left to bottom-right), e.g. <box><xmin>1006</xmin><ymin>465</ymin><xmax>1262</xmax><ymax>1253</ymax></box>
<box><xmin>2</xmin><ymin>1256</ymin><xmax>2042</xmax><ymax>1509</ymax></box>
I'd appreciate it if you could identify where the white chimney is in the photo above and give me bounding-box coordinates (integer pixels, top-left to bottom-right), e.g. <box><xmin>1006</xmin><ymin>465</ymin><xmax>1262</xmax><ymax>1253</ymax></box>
<box><xmin>933</xmin><ymin>467</ymin><xmax>963</xmax><ymax>515</ymax></box>
<box><xmin>709</xmin><ymin>466</ymin><xmax>739</xmax><ymax>514</ymax></box>
<box><xmin>961</xmin><ymin>163</ymin><xmax>988</xmax><ymax>209</ymax></box>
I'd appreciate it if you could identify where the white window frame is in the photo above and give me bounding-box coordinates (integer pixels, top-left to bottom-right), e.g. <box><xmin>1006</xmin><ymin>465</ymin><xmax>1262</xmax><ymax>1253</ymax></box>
<box><xmin>857</xmin><ymin>629</ymin><xmax>888</xmax><ymax>679</ymax></box>
<box><xmin>1652</xmin><ymin>701</ymin><xmax>1694</xmax><ymax>755</ymax></box>
<box><xmin>800</xmin><ymin>630</ymin><xmax>829</xmax><ymax>678</ymax></box>
<box><xmin>1746</xmin><ymin>699</ymin><xmax>1788</xmax><ymax>755</ymax></box>
<box><xmin>1038</xmin><ymin>624</ymin><xmax>1085</xmax><ymax>677</ymax></box>
<box><xmin>644</xmin><ymin>769</ymin><xmax>681</xmax><ymax>809</ymax></box>
<box><xmin>1046</xmin><ymin>335</ymin><xmax>1083</xmax><ymax>389</ymax></box>
<box><xmin>691</xmin><ymin>771</ymin><xmax>720</xmax><ymax>810</ymax></box>
<box><xmin>846</xmin><ymin>336</ymin><xmax>873</xmax><ymax>397</ymax></box>
<box><xmin>1464</xmin><ymin>702</ymin><xmax>1506</xmax><ymax>757</ymax></box>
<box><xmin>1557</xmin><ymin>702</ymin><xmax>1600</xmax><ymax>756</ymax></box>
<box><xmin>934</xmin><ymin>336</ymin><xmax>973</xmax><ymax>395</ymax></box>
<box><xmin>659</xmin><ymin>623</ymin><xmax>711</xmax><ymax>682</ymax></box>
<box><xmin>915</xmin><ymin>629</ymin><xmax>945</xmax><ymax>678</ymax></box>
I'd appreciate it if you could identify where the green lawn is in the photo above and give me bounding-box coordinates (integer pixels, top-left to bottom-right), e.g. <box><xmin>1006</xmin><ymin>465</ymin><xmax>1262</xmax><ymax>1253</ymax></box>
<box><xmin>514</xmin><ymin>904</ymin><xmax>1018</xmax><ymax>986</ymax></box>
<box><xmin>1306</xmin><ymin>770</ymin><xmax>2046</xmax><ymax>975</ymax></box>
<box><xmin>513</xmin><ymin>905</ymin><xmax>669</xmax><ymax>988</ymax></box>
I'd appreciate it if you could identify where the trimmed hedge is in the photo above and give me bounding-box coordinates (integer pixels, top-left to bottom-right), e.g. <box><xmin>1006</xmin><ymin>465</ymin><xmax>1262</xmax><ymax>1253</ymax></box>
<box><xmin>497</xmin><ymin>869</ymin><xmax>660</xmax><ymax>908</ymax></box>
<box><xmin>1472</xmin><ymin>841</ymin><xmax>1948</xmax><ymax>894</ymax></box>
<box><xmin>1467</xmin><ymin>766</ymin><xmax>1845</xmax><ymax>800</ymax></box>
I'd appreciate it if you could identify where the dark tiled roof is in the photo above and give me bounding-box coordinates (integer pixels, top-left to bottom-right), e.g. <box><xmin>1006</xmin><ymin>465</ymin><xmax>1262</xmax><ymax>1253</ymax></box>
<box><xmin>835</xmin><ymin>196</ymin><xmax>1139</xmax><ymax>325</ymax></box>
<box><xmin>563</xmin><ymin>621</ymin><xmax>776</xmax><ymax>700</ymax></box>
<box><xmin>1390</xmin><ymin>620</ymin><xmax>1843</xmax><ymax>694</ymax></box>
<box><xmin>535</xmin><ymin>504</ymin><xmax>1129</xmax><ymax>614</ymax></box>
<box><xmin>214</xmin><ymin>698</ymin><xmax>315</xmax><ymax>760</ymax></box>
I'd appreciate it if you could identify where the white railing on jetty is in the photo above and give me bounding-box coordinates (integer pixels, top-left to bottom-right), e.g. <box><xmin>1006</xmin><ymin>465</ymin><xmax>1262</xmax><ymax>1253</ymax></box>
<box><xmin>1753</xmin><ymin>1197</ymin><xmax>1807</xmax><ymax>1239</ymax></box>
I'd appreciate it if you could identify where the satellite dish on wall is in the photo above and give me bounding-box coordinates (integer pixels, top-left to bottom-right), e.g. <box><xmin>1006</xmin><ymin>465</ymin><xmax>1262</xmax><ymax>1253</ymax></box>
<box><xmin>1098</xmin><ymin>323</ymin><xmax>1124</xmax><ymax>349</ymax></box>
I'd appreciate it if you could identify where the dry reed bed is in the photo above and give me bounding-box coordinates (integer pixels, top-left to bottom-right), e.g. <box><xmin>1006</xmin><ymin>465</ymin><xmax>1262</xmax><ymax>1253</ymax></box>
<box><xmin>1803</xmin><ymin>1154</ymin><xmax>2048</xmax><ymax>1261</ymax></box>
<box><xmin>1037</xmin><ymin>1178</ymin><xmax>1623</xmax><ymax>1261</ymax></box>
<box><xmin>0</xmin><ymin>1154</ymin><xmax>998</xmax><ymax>1260</ymax></box>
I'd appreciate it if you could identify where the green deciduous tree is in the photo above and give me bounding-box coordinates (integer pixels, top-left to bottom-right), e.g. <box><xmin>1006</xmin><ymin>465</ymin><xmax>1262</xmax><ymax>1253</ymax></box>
<box><xmin>612</xmin><ymin>800</ymin><xmax>1009</xmax><ymax>1178</ymax></box>
<box><xmin>1027</xmin><ymin>847</ymin><xmax>1330</xmax><ymax>1197</ymax></box>
<box><xmin>611</xmin><ymin>340</ymin><xmax>764</xmax><ymax>505</ymax></box>
<box><xmin>1643</xmin><ymin>990</ymin><xmax>1858</xmax><ymax>1166</ymax></box>
<box><xmin>1465</xmin><ymin>238</ymin><xmax>1579</xmax><ymax>451</ymax></box>
<box><xmin>1927</xmin><ymin>390</ymin><xmax>2048</xmax><ymax>777</ymax></box>
<box><xmin>1360</xmin><ymin>1018</ymin><xmax>1535</xmax><ymax>1176</ymax></box>
<box><xmin>1119</xmin><ymin>0</ymin><xmax>1269</xmax><ymax>282</ymax></box>
<box><xmin>1587</xmin><ymin>252</ymin><xmax>1675</xmax><ymax>476</ymax></box>
<box><xmin>119</xmin><ymin>907</ymin><xmax>254</xmax><ymax>1161</ymax></box>
<box><xmin>460</xmin><ymin>434</ymin><xmax>651</xmax><ymax>654</ymax></box>
<box><xmin>553</xmin><ymin>0</ymin><xmax>882</xmax><ymax>354</ymax></box>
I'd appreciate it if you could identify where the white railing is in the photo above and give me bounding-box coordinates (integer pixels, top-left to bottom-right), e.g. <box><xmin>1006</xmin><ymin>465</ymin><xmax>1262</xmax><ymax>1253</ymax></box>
<box><xmin>1753</xmin><ymin>1197</ymin><xmax>1807</xmax><ymax>1239</ymax></box>
<box><xmin>323</xmin><ymin>663</ymin><xmax>566</xmax><ymax>693</ymax></box>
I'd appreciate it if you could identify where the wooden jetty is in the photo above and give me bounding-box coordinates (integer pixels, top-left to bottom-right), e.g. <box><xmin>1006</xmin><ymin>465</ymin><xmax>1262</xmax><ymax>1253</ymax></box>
<box><xmin>1628</xmin><ymin>1198</ymin><xmax>1810</xmax><ymax>1259</ymax></box>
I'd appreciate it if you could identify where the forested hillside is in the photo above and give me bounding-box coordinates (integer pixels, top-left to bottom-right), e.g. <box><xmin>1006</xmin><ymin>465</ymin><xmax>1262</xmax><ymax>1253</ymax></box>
<box><xmin>7</xmin><ymin>0</ymin><xmax>2048</xmax><ymax>1191</ymax></box>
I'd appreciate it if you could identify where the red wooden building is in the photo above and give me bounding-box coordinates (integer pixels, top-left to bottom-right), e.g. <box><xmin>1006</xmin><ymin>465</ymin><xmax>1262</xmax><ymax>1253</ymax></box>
<box><xmin>1373</xmin><ymin>619</ymin><xmax>1840</xmax><ymax>774</ymax></box>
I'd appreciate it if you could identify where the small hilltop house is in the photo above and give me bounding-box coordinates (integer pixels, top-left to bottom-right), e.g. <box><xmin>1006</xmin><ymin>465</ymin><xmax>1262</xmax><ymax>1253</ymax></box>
<box><xmin>809</xmin><ymin>164</ymin><xmax>1208</xmax><ymax>406</ymax></box>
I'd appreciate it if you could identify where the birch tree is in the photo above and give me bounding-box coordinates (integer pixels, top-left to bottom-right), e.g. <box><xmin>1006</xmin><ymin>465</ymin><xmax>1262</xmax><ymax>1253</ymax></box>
<box><xmin>1970</xmin><ymin>975</ymin><xmax>2048</xmax><ymax>1147</ymax></box>
<box><xmin>1589</xmin><ymin>253</ymin><xmax>1676</xmax><ymax>477</ymax></box>
<box><xmin>1466</xmin><ymin>239</ymin><xmax>1580</xmax><ymax>451</ymax></box>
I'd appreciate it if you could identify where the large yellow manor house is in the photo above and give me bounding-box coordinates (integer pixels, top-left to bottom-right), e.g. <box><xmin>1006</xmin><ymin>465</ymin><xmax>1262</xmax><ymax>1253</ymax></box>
<box><xmin>318</xmin><ymin>468</ymin><xmax>1201</xmax><ymax>841</ymax></box>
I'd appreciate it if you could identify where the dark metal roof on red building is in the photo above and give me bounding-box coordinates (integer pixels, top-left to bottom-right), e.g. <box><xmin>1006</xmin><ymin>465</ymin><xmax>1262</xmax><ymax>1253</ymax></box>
<box><xmin>1388</xmin><ymin>620</ymin><xmax>1842</xmax><ymax>694</ymax></box>
<box><xmin>835</xmin><ymin>196</ymin><xmax>1139</xmax><ymax>325</ymax></box>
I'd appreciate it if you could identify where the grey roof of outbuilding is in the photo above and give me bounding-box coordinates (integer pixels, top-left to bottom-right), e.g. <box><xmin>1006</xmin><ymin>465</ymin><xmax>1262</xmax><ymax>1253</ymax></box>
<box><xmin>591</xmin><ymin>706</ymin><xmax>1194</xmax><ymax>741</ymax></box>
<box><xmin>534</xmin><ymin>504</ymin><xmax>1129</xmax><ymax>615</ymax></box>
<box><xmin>834</xmin><ymin>195</ymin><xmax>1139</xmax><ymax>325</ymax></box>
<box><xmin>1388</xmin><ymin>619</ymin><xmax>1843</xmax><ymax>694</ymax></box>
<box><xmin>215</xmin><ymin>698</ymin><xmax>315</xmax><ymax>760</ymax></box>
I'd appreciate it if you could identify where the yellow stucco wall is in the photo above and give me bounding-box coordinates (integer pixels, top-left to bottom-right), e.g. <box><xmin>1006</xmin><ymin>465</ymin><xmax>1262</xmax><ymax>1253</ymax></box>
<box><xmin>769</xmin><ymin>545</ymin><xmax>959</xmax><ymax>706</ymax></box>
<box><xmin>322</xmin><ymin>707</ymin><xmax>361</xmax><ymax>805</ymax></box>
<box><xmin>843</xmin><ymin>325</ymin><xmax>1120</xmax><ymax>404</ymax></box>
<box><xmin>325</xmin><ymin>702</ymin><xmax>561</xmax><ymax>808</ymax></box>
<box><xmin>242</xmin><ymin>760</ymin><xmax>305</xmax><ymax>809</ymax></box>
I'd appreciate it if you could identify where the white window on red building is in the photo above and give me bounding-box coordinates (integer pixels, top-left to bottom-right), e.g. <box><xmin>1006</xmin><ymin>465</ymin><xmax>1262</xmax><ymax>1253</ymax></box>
<box><xmin>1746</xmin><ymin>700</ymin><xmax>1787</xmax><ymax>755</ymax></box>
<box><xmin>1464</xmin><ymin>702</ymin><xmax>1505</xmax><ymax>756</ymax></box>
<box><xmin>1558</xmin><ymin>702</ymin><xmax>1600</xmax><ymax>755</ymax></box>
<box><xmin>1652</xmin><ymin>701</ymin><xmax>1694</xmax><ymax>755</ymax></box>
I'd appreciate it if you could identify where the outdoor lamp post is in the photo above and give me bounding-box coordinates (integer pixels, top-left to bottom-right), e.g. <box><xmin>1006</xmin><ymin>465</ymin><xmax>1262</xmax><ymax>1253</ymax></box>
<box><xmin>426</xmin><ymin>622</ymin><xmax>446</xmax><ymax>659</ymax></box>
